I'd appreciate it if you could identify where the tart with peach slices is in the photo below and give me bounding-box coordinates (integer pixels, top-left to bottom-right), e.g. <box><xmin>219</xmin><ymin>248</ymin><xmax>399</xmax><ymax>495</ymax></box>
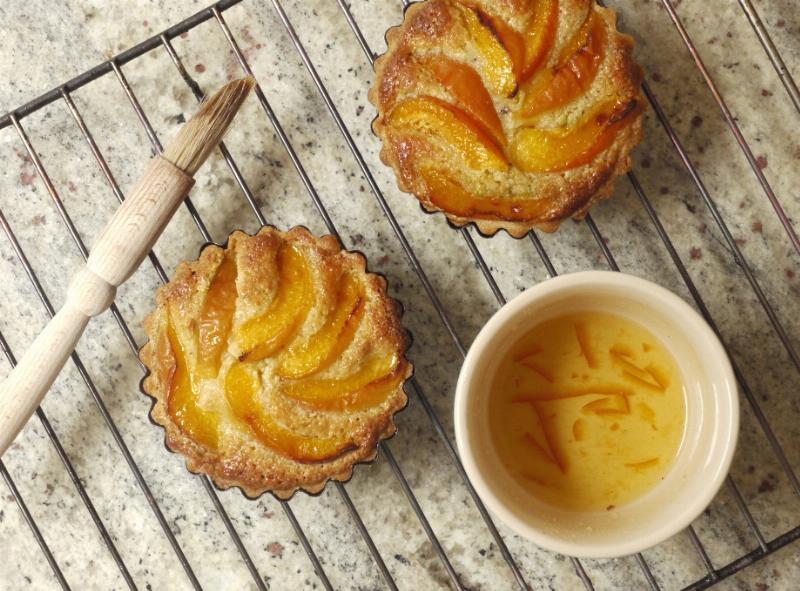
<box><xmin>370</xmin><ymin>0</ymin><xmax>644</xmax><ymax>236</ymax></box>
<box><xmin>139</xmin><ymin>227</ymin><xmax>412</xmax><ymax>498</ymax></box>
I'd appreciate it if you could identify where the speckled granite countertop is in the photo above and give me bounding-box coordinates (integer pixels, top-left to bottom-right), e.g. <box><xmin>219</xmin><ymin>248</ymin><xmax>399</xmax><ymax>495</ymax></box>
<box><xmin>0</xmin><ymin>0</ymin><xmax>799</xmax><ymax>589</ymax></box>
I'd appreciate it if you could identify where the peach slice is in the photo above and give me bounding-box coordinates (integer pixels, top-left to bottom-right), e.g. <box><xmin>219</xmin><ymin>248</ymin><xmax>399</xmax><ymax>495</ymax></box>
<box><xmin>277</xmin><ymin>272</ymin><xmax>365</xmax><ymax>379</ymax></box>
<box><xmin>237</xmin><ymin>244</ymin><xmax>314</xmax><ymax>362</ymax></box>
<box><xmin>509</xmin><ymin>99</ymin><xmax>640</xmax><ymax>173</ymax></box>
<box><xmin>422</xmin><ymin>57</ymin><xmax>505</xmax><ymax>146</ymax></box>
<box><xmin>388</xmin><ymin>96</ymin><xmax>508</xmax><ymax>170</ymax></box>
<box><xmin>520</xmin><ymin>0</ymin><xmax>559</xmax><ymax>83</ymax></box>
<box><xmin>224</xmin><ymin>362</ymin><xmax>355</xmax><ymax>463</ymax></box>
<box><xmin>556</xmin><ymin>6</ymin><xmax>598</xmax><ymax>64</ymax></box>
<box><xmin>521</xmin><ymin>12</ymin><xmax>606</xmax><ymax>118</ymax></box>
<box><xmin>166</xmin><ymin>318</ymin><xmax>219</xmax><ymax>450</ymax></box>
<box><xmin>457</xmin><ymin>4</ymin><xmax>519</xmax><ymax>97</ymax></box>
<box><xmin>281</xmin><ymin>354</ymin><xmax>404</xmax><ymax>412</ymax></box>
<box><xmin>420</xmin><ymin>167</ymin><xmax>551</xmax><ymax>222</ymax></box>
<box><xmin>197</xmin><ymin>251</ymin><xmax>237</xmax><ymax>378</ymax></box>
<box><xmin>484</xmin><ymin>10</ymin><xmax>526</xmax><ymax>84</ymax></box>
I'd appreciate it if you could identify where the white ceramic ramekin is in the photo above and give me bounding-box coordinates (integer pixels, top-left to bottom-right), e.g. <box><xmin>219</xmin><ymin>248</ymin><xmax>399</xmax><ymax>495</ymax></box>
<box><xmin>454</xmin><ymin>271</ymin><xmax>739</xmax><ymax>559</ymax></box>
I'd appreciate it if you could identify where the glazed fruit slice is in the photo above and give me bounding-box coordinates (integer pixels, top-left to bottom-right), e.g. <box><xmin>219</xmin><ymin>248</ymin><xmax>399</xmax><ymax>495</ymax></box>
<box><xmin>421</xmin><ymin>167</ymin><xmax>551</xmax><ymax>222</ymax></box>
<box><xmin>197</xmin><ymin>252</ymin><xmax>237</xmax><ymax>378</ymax></box>
<box><xmin>510</xmin><ymin>100</ymin><xmax>639</xmax><ymax>173</ymax></box>
<box><xmin>456</xmin><ymin>3</ymin><xmax>518</xmax><ymax>97</ymax></box>
<box><xmin>521</xmin><ymin>12</ymin><xmax>606</xmax><ymax>118</ymax></box>
<box><xmin>520</xmin><ymin>0</ymin><xmax>559</xmax><ymax>83</ymax></box>
<box><xmin>556</xmin><ymin>8</ymin><xmax>602</xmax><ymax>69</ymax></box>
<box><xmin>277</xmin><ymin>272</ymin><xmax>365</xmax><ymax>379</ymax></box>
<box><xmin>482</xmin><ymin>8</ymin><xmax>526</xmax><ymax>83</ymax></box>
<box><xmin>388</xmin><ymin>96</ymin><xmax>508</xmax><ymax>170</ymax></box>
<box><xmin>225</xmin><ymin>362</ymin><xmax>355</xmax><ymax>463</ymax></box>
<box><xmin>281</xmin><ymin>354</ymin><xmax>405</xmax><ymax>411</ymax></box>
<box><xmin>166</xmin><ymin>318</ymin><xmax>219</xmax><ymax>450</ymax></box>
<box><xmin>237</xmin><ymin>244</ymin><xmax>314</xmax><ymax>362</ymax></box>
<box><xmin>423</xmin><ymin>57</ymin><xmax>505</xmax><ymax>146</ymax></box>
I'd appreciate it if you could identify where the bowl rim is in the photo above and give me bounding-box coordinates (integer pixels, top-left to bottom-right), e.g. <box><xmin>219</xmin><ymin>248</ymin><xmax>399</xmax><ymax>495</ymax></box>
<box><xmin>454</xmin><ymin>270</ymin><xmax>739</xmax><ymax>558</ymax></box>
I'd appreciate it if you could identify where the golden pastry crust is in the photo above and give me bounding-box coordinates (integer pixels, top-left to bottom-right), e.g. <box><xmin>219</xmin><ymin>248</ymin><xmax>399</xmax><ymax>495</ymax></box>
<box><xmin>139</xmin><ymin>227</ymin><xmax>412</xmax><ymax>499</ymax></box>
<box><xmin>370</xmin><ymin>0</ymin><xmax>644</xmax><ymax>237</ymax></box>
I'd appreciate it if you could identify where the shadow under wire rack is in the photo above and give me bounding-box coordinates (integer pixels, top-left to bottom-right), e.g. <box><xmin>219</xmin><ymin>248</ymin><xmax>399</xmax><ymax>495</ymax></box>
<box><xmin>1</xmin><ymin>0</ymin><xmax>799</xmax><ymax>589</ymax></box>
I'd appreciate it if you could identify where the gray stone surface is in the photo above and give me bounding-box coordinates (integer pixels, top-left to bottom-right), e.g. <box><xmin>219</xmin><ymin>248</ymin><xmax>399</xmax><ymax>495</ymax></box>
<box><xmin>0</xmin><ymin>0</ymin><xmax>799</xmax><ymax>589</ymax></box>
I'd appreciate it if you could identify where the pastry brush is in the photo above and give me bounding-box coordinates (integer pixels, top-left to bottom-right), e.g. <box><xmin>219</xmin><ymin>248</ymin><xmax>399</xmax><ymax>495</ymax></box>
<box><xmin>0</xmin><ymin>76</ymin><xmax>254</xmax><ymax>456</ymax></box>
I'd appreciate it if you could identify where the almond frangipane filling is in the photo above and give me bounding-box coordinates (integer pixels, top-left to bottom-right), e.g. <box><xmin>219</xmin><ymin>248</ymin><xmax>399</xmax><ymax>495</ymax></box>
<box><xmin>140</xmin><ymin>227</ymin><xmax>411</xmax><ymax>498</ymax></box>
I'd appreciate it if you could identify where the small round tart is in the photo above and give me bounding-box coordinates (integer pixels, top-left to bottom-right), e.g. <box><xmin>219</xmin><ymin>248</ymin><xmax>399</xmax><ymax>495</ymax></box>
<box><xmin>370</xmin><ymin>0</ymin><xmax>644</xmax><ymax>237</ymax></box>
<box><xmin>139</xmin><ymin>227</ymin><xmax>412</xmax><ymax>499</ymax></box>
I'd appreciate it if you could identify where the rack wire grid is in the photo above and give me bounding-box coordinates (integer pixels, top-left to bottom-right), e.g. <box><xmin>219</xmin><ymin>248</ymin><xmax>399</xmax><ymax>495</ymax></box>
<box><xmin>0</xmin><ymin>0</ymin><xmax>798</xmax><ymax>589</ymax></box>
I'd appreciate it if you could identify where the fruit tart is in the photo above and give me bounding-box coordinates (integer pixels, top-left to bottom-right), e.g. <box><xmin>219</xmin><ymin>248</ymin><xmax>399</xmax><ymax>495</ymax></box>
<box><xmin>370</xmin><ymin>0</ymin><xmax>644</xmax><ymax>237</ymax></box>
<box><xmin>139</xmin><ymin>227</ymin><xmax>412</xmax><ymax>498</ymax></box>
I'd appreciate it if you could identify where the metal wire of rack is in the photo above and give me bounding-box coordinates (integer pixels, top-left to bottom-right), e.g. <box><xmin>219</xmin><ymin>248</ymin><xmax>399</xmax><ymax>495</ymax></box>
<box><xmin>0</xmin><ymin>0</ymin><xmax>798</xmax><ymax>589</ymax></box>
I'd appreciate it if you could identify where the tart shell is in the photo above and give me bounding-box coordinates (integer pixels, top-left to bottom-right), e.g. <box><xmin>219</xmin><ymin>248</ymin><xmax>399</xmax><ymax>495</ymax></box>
<box><xmin>369</xmin><ymin>0</ymin><xmax>645</xmax><ymax>238</ymax></box>
<box><xmin>139</xmin><ymin>226</ymin><xmax>413</xmax><ymax>500</ymax></box>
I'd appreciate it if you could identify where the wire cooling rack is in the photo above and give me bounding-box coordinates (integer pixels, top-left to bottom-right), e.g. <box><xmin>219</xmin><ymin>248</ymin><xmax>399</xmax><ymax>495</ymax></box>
<box><xmin>0</xmin><ymin>0</ymin><xmax>799</xmax><ymax>589</ymax></box>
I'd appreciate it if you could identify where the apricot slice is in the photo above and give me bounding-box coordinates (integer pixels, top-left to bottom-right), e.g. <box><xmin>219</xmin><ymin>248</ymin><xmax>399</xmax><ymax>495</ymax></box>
<box><xmin>281</xmin><ymin>354</ymin><xmax>404</xmax><ymax>412</ymax></box>
<box><xmin>197</xmin><ymin>252</ymin><xmax>237</xmax><ymax>378</ymax></box>
<box><xmin>420</xmin><ymin>167</ymin><xmax>552</xmax><ymax>222</ymax></box>
<box><xmin>521</xmin><ymin>12</ymin><xmax>605</xmax><ymax>118</ymax></box>
<box><xmin>237</xmin><ymin>244</ymin><xmax>314</xmax><ymax>362</ymax></box>
<box><xmin>388</xmin><ymin>96</ymin><xmax>508</xmax><ymax>170</ymax></box>
<box><xmin>422</xmin><ymin>57</ymin><xmax>505</xmax><ymax>146</ymax></box>
<box><xmin>520</xmin><ymin>0</ymin><xmax>559</xmax><ymax>83</ymax></box>
<box><xmin>277</xmin><ymin>272</ymin><xmax>365</xmax><ymax>379</ymax></box>
<box><xmin>509</xmin><ymin>99</ymin><xmax>640</xmax><ymax>173</ymax></box>
<box><xmin>224</xmin><ymin>362</ymin><xmax>355</xmax><ymax>463</ymax></box>
<box><xmin>484</xmin><ymin>10</ymin><xmax>526</xmax><ymax>84</ymax></box>
<box><xmin>457</xmin><ymin>4</ymin><xmax>519</xmax><ymax>97</ymax></box>
<box><xmin>166</xmin><ymin>317</ymin><xmax>219</xmax><ymax>450</ymax></box>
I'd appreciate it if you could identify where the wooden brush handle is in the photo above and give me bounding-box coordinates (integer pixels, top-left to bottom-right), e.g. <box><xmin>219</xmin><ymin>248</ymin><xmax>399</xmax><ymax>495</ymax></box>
<box><xmin>0</xmin><ymin>156</ymin><xmax>193</xmax><ymax>456</ymax></box>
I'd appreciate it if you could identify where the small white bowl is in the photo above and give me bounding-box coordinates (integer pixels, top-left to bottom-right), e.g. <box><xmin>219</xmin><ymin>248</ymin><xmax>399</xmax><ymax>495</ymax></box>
<box><xmin>454</xmin><ymin>271</ymin><xmax>738</xmax><ymax>559</ymax></box>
